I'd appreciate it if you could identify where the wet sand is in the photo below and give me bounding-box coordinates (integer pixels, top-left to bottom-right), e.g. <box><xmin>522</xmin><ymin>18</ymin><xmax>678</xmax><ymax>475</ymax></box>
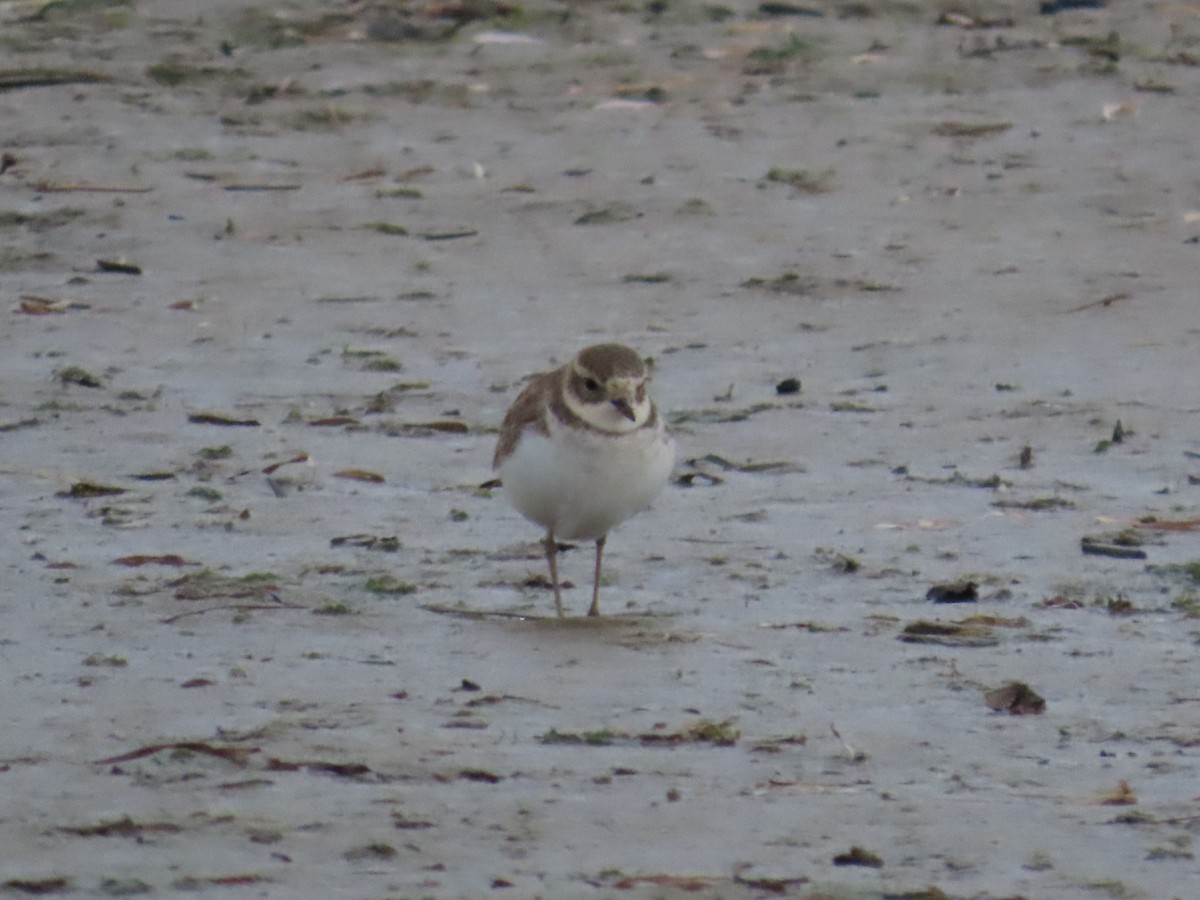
<box><xmin>2</xmin><ymin>1</ymin><xmax>1199</xmax><ymax>897</ymax></box>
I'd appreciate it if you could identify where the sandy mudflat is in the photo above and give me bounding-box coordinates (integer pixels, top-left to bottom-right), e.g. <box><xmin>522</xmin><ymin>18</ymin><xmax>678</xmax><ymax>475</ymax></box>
<box><xmin>2</xmin><ymin>1</ymin><xmax>1199</xmax><ymax>897</ymax></box>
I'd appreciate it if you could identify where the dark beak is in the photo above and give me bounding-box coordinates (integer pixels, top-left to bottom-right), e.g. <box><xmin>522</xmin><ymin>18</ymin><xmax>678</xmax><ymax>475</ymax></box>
<box><xmin>611</xmin><ymin>397</ymin><xmax>636</xmax><ymax>421</ymax></box>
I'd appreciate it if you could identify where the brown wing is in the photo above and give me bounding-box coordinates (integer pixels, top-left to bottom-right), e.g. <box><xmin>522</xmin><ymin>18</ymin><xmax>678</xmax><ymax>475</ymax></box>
<box><xmin>493</xmin><ymin>369</ymin><xmax>557</xmax><ymax>469</ymax></box>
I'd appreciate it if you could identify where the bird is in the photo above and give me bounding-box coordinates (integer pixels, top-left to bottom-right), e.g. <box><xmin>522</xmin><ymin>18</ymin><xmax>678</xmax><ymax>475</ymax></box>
<box><xmin>493</xmin><ymin>343</ymin><xmax>675</xmax><ymax>617</ymax></box>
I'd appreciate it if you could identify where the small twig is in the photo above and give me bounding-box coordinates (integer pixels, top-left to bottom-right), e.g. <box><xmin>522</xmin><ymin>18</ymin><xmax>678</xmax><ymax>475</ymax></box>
<box><xmin>1063</xmin><ymin>292</ymin><xmax>1130</xmax><ymax>313</ymax></box>
<box><xmin>161</xmin><ymin>602</ymin><xmax>305</xmax><ymax>624</ymax></box>
<box><xmin>1154</xmin><ymin>815</ymin><xmax>1200</xmax><ymax>826</ymax></box>
<box><xmin>34</xmin><ymin>181</ymin><xmax>153</xmax><ymax>193</ymax></box>
<box><xmin>94</xmin><ymin>742</ymin><xmax>258</xmax><ymax>766</ymax></box>
<box><xmin>1080</xmin><ymin>538</ymin><xmax>1146</xmax><ymax>560</ymax></box>
<box><xmin>830</xmin><ymin>723</ymin><xmax>868</xmax><ymax>761</ymax></box>
<box><xmin>0</xmin><ymin>70</ymin><xmax>108</xmax><ymax>92</ymax></box>
<box><xmin>342</xmin><ymin>168</ymin><xmax>386</xmax><ymax>181</ymax></box>
<box><xmin>420</xmin><ymin>603</ymin><xmax>537</xmax><ymax>620</ymax></box>
<box><xmin>222</xmin><ymin>183</ymin><xmax>301</xmax><ymax>192</ymax></box>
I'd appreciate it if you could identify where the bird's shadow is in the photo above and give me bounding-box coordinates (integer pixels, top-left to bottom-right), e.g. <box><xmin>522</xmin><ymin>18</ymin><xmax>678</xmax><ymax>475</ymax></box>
<box><xmin>420</xmin><ymin>602</ymin><xmax>673</xmax><ymax>626</ymax></box>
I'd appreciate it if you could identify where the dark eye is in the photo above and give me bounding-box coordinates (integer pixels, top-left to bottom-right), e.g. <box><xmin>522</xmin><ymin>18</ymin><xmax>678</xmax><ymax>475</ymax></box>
<box><xmin>584</xmin><ymin>378</ymin><xmax>600</xmax><ymax>392</ymax></box>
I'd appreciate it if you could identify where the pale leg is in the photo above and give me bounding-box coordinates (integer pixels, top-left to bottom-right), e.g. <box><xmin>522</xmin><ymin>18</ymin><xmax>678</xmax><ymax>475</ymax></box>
<box><xmin>587</xmin><ymin>535</ymin><xmax>606</xmax><ymax>617</ymax></box>
<box><xmin>544</xmin><ymin>531</ymin><xmax>564</xmax><ymax>617</ymax></box>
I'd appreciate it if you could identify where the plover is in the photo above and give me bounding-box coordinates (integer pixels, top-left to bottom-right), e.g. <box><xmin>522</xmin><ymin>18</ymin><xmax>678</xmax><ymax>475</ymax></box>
<box><xmin>493</xmin><ymin>343</ymin><xmax>675</xmax><ymax>616</ymax></box>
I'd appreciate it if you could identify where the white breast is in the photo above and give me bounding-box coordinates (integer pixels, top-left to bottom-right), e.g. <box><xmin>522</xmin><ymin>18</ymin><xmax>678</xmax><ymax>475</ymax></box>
<box><xmin>498</xmin><ymin>419</ymin><xmax>675</xmax><ymax>542</ymax></box>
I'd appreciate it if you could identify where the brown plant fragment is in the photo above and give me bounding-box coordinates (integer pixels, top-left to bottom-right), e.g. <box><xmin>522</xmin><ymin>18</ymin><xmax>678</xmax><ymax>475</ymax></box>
<box><xmin>926</xmin><ymin>580</ymin><xmax>978</xmax><ymax>603</ymax></box>
<box><xmin>329</xmin><ymin>534</ymin><xmax>400</xmax><ymax>551</ymax></box>
<box><xmin>0</xmin><ymin>68</ymin><xmax>108</xmax><ymax>91</ymax></box>
<box><xmin>731</xmin><ymin>863</ymin><xmax>810</xmax><ymax>893</ymax></box>
<box><xmin>169</xmin><ymin>571</ymin><xmax>280</xmax><ymax>602</ymax></box>
<box><xmin>985</xmin><ymin>681</ymin><xmax>1046</xmax><ymax>715</ymax></box>
<box><xmin>57</xmin><ymin>815</ymin><xmax>181</xmax><ymax>837</ymax></box>
<box><xmin>961</xmin><ymin>614</ymin><xmax>1029</xmax><ymax>627</ymax></box>
<box><xmin>457</xmin><ymin>768</ymin><xmax>503</xmax><ymax>783</ymax></box>
<box><xmin>18</xmin><ymin>296</ymin><xmax>87</xmax><ymax>315</ymax></box>
<box><xmin>37</xmin><ymin>182</ymin><xmax>149</xmax><ymax>194</ymax></box>
<box><xmin>94</xmin><ymin>742</ymin><xmax>257</xmax><ymax>766</ymax></box>
<box><xmin>261</xmin><ymin>454</ymin><xmax>310</xmax><ymax>474</ymax></box>
<box><xmin>638</xmin><ymin>719</ymin><xmax>739</xmax><ymax>747</ymax></box>
<box><xmin>96</xmin><ymin>258</ymin><xmax>143</xmax><ymax>275</ymax></box>
<box><xmin>333</xmin><ymin>468</ymin><xmax>385</xmax><ymax>483</ymax></box>
<box><xmin>1135</xmin><ymin>517</ymin><xmax>1200</xmax><ymax>532</ymax></box>
<box><xmin>61</xmin><ymin>482</ymin><xmax>126</xmax><ymax>498</ymax></box>
<box><xmin>1</xmin><ymin>877</ymin><xmax>72</xmax><ymax>895</ymax></box>
<box><xmin>173</xmin><ymin>874</ymin><xmax>268</xmax><ymax>889</ymax></box>
<box><xmin>1093</xmin><ymin>779</ymin><xmax>1138</xmax><ymax>806</ymax></box>
<box><xmin>18</xmin><ymin>298</ymin><xmax>61</xmax><ymax>315</ymax></box>
<box><xmin>188</xmin><ymin>412</ymin><xmax>261</xmax><ymax>427</ymax></box>
<box><xmin>1081</xmin><ymin>535</ymin><xmax>1146</xmax><ymax>559</ymax></box>
<box><xmin>1042</xmin><ymin>595</ymin><xmax>1086</xmax><ymax>609</ymax></box>
<box><xmin>113</xmin><ymin>554</ymin><xmax>196</xmax><ymax>567</ymax></box>
<box><xmin>899</xmin><ymin>619</ymin><xmax>999</xmax><ymax>647</ymax></box>
<box><xmin>392</xmin><ymin>814</ymin><xmax>435</xmax><ymax>830</ymax></box>
<box><xmin>993</xmin><ymin>496</ymin><xmax>1074</xmax><ymax>511</ymax></box>
<box><xmin>56</xmin><ymin>366</ymin><xmax>102</xmax><ymax>388</ymax></box>
<box><xmin>0</xmin><ymin>418</ymin><xmax>40</xmax><ymax>433</ymax></box>
<box><xmin>612</xmin><ymin>874</ymin><xmax>717</xmax><ymax>890</ymax></box>
<box><xmin>421</xmin><ymin>228</ymin><xmax>478</xmax><ymax>241</ymax></box>
<box><xmin>932</xmin><ymin>121</ymin><xmax>1012</xmax><ymax>138</ymax></box>
<box><xmin>162</xmin><ymin>602</ymin><xmax>303</xmax><ymax>625</ymax></box>
<box><xmin>223</xmin><ymin>183</ymin><xmax>300</xmax><ymax>192</ymax></box>
<box><xmin>832</xmin><ymin>845</ymin><xmax>883</xmax><ymax>867</ymax></box>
